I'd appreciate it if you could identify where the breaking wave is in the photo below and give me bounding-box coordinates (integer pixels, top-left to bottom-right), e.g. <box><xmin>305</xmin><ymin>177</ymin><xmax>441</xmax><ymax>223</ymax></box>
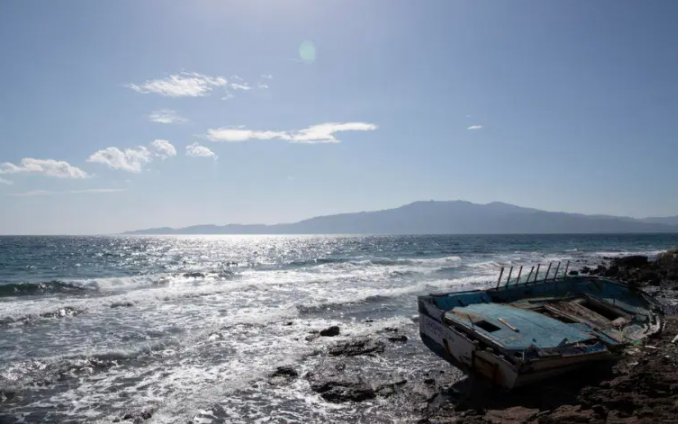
<box><xmin>0</xmin><ymin>280</ymin><xmax>92</xmax><ymax>298</ymax></box>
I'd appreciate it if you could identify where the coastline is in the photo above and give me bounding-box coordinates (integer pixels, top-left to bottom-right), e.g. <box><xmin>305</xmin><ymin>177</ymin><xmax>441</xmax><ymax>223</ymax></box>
<box><xmin>269</xmin><ymin>252</ymin><xmax>678</xmax><ymax>424</ymax></box>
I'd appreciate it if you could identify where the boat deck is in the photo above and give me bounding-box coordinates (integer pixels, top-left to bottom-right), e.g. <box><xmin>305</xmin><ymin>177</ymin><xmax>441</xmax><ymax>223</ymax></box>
<box><xmin>429</xmin><ymin>277</ymin><xmax>659</xmax><ymax>353</ymax></box>
<box><xmin>444</xmin><ymin>302</ymin><xmax>598</xmax><ymax>351</ymax></box>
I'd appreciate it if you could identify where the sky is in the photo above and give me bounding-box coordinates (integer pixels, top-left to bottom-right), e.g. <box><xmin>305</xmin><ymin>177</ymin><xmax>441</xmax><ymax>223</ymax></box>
<box><xmin>1</xmin><ymin>0</ymin><xmax>678</xmax><ymax>235</ymax></box>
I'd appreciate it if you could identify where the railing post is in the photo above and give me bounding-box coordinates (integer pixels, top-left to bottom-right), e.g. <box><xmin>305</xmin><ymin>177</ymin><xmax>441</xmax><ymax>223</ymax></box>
<box><xmin>533</xmin><ymin>264</ymin><xmax>541</xmax><ymax>284</ymax></box>
<box><xmin>526</xmin><ymin>266</ymin><xmax>534</xmax><ymax>284</ymax></box>
<box><xmin>505</xmin><ymin>266</ymin><xmax>514</xmax><ymax>288</ymax></box>
<box><xmin>563</xmin><ymin>261</ymin><xmax>570</xmax><ymax>278</ymax></box>
<box><xmin>516</xmin><ymin>265</ymin><xmax>523</xmax><ymax>285</ymax></box>
<box><xmin>544</xmin><ymin>262</ymin><xmax>553</xmax><ymax>282</ymax></box>
<box><xmin>495</xmin><ymin>267</ymin><xmax>504</xmax><ymax>290</ymax></box>
<box><xmin>553</xmin><ymin>262</ymin><xmax>561</xmax><ymax>281</ymax></box>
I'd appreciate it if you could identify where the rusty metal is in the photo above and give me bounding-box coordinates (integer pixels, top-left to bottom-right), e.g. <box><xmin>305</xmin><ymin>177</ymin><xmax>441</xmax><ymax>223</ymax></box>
<box><xmin>563</xmin><ymin>261</ymin><xmax>570</xmax><ymax>278</ymax></box>
<box><xmin>516</xmin><ymin>265</ymin><xmax>523</xmax><ymax>285</ymax></box>
<box><xmin>544</xmin><ymin>263</ymin><xmax>553</xmax><ymax>282</ymax></box>
<box><xmin>533</xmin><ymin>264</ymin><xmax>541</xmax><ymax>284</ymax></box>
<box><xmin>525</xmin><ymin>266</ymin><xmax>534</xmax><ymax>284</ymax></box>
<box><xmin>505</xmin><ymin>266</ymin><xmax>514</xmax><ymax>288</ymax></box>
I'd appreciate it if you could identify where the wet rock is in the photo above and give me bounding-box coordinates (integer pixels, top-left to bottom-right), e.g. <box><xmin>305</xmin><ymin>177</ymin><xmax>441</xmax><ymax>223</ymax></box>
<box><xmin>111</xmin><ymin>301</ymin><xmax>134</xmax><ymax>308</ymax></box>
<box><xmin>388</xmin><ymin>335</ymin><xmax>408</xmax><ymax>343</ymax></box>
<box><xmin>328</xmin><ymin>338</ymin><xmax>385</xmax><ymax>357</ymax></box>
<box><xmin>543</xmin><ymin>405</ymin><xmax>594</xmax><ymax>423</ymax></box>
<box><xmin>568</xmin><ymin>270</ymin><xmax>580</xmax><ymax>276</ymax></box>
<box><xmin>484</xmin><ymin>406</ymin><xmax>539</xmax><ymax>423</ymax></box>
<box><xmin>183</xmin><ymin>272</ymin><xmax>205</xmax><ymax>278</ymax></box>
<box><xmin>590</xmin><ymin>265</ymin><xmax>607</xmax><ymax>276</ymax></box>
<box><xmin>121</xmin><ymin>407</ymin><xmax>155</xmax><ymax>422</ymax></box>
<box><xmin>613</xmin><ymin>255</ymin><xmax>649</xmax><ymax>268</ymax></box>
<box><xmin>374</xmin><ymin>375</ymin><xmax>408</xmax><ymax>398</ymax></box>
<box><xmin>604</xmin><ymin>265</ymin><xmax>619</xmax><ymax>277</ymax></box>
<box><xmin>306</xmin><ymin>362</ymin><xmax>376</xmax><ymax>403</ymax></box>
<box><xmin>268</xmin><ymin>366</ymin><xmax>299</xmax><ymax>385</ymax></box>
<box><xmin>320</xmin><ymin>326</ymin><xmax>340</xmax><ymax>337</ymax></box>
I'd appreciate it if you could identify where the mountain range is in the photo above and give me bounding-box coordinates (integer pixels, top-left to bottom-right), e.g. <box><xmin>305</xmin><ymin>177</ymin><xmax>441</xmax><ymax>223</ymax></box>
<box><xmin>124</xmin><ymin>200</ymin><xmax>678</xmax><ymax>235</ymax></box>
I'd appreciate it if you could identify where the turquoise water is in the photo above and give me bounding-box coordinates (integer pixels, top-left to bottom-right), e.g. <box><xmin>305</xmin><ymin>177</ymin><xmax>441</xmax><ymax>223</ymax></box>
<box><xmin>1</xmin><ymin>234</ymin><xmax>676</xmax><ymax>422</ymax></box>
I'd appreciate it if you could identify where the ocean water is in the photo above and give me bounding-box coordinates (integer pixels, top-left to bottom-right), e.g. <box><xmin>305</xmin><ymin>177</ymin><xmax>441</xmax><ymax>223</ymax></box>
<box><xmin>1</xmin><ymin>234</ymin><xmax>677</xmax><ymax>423</ymax></box>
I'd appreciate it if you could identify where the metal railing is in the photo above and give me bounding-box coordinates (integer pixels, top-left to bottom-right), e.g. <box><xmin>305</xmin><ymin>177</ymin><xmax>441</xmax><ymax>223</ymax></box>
<box><xmin>495</xmin><ymin>261</ymin><xmax>570</xmax><ymax>290</ymax></box>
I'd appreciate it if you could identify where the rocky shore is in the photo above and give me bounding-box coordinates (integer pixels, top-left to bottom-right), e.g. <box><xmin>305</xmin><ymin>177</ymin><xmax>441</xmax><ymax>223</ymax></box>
<box><xmin>266</xmin><ymin>250</ymin><xmax>678</xmax><ymax>424</ymax></box>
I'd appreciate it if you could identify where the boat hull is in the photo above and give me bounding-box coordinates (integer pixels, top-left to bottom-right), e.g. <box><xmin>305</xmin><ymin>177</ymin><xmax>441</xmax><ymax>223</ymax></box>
<box><xmin>420</xmin><ymin>314</ymin><xmax>617</xmax><ymax>389</ymax></box>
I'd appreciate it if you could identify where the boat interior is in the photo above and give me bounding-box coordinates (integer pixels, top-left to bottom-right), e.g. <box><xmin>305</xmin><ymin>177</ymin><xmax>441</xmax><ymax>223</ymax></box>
<box><xmin>424</xmin><ymin>270</ymin><xmax>661</xmax><ymax>358</ymax></box>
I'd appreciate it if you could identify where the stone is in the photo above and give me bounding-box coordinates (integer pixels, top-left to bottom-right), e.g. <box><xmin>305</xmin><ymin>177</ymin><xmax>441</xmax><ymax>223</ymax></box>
<box><xmin>306</xmin><ymin>363</ymin><xmax>376</xmax><ymax>403</ymax></box>
<box><xmin>484</xmin><ymin>406</ymin><xmax>539</xmax><ymax>424</ymax></box>
<box><xmin>328</xmin><ymin>338</ymin><xmax>385</xmax><ymax>357</ymax></box>
<box><xmin>320</xmin><ymin>326</ymin><xmax>341</xmax><ymax>337</ymax></box>
<box><xmin>268</xmin><ymin>366</ymin><xmax>299</xmax><ymax>385</ymax></box>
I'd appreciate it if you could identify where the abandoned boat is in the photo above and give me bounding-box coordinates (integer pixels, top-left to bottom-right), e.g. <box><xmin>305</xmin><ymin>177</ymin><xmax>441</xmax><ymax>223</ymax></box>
<box><xmin>418</xmin><ymin>262</ymin><xmax>664</xmax><ymax>389</ymax></box>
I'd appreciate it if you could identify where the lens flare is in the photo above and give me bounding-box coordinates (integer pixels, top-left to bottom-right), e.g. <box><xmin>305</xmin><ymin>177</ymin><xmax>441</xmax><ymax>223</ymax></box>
<box><xmin>299</xmin><ymin>41</ymin><xmax>316</xmax><ymax>63</ymax></box>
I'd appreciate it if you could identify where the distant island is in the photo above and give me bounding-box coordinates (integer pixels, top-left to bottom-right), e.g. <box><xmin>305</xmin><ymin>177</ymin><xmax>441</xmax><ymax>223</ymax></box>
<box><xmin>123</xmin><ymin>200</ymin><xmax>678</xmax><ymax>235</ymax></box>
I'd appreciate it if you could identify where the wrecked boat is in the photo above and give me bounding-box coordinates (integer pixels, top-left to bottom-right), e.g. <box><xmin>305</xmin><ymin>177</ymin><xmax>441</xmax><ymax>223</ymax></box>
<box><xmin>418</xmin><ymin>262</ymin><xmax>664</xmax><ymax>389</ymax></box>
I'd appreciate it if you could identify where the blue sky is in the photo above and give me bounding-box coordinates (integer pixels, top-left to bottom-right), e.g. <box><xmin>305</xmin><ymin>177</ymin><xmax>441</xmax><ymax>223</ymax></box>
<box><xmin>1</xmin><ymin>1</ymin><xmax>677</xmax><ymax>234</ymax></box>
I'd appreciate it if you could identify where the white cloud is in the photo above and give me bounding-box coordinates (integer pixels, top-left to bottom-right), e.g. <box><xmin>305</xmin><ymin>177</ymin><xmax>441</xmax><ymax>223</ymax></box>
<box><xmin>149</xmin><ymin>109</ymin><xmax>187</xmax><ymax>124</ymax></box>
<box><xmin>0</xmin><ymin>177</ymin><xmax>13</xmax><ymax>185</ymax></box>
<box><xmin>10</xmin><ymin>188</ymin><xmax>126</xmax><ymax>197</ymax></box>
<box><xmin>150</xmin><ymin>139</ymin><xmax>177</xmax><ymax>160</ymax></box>
<box><xmin>230</xmin><ymin>83</ymin><xmax>251</xmax><ymax>91</ymax></box>
<box><xmin>257</xmin><ymin>83</ymin><xmax>269</xmax><ymax>89</ymax></box>
<box><xmin>126</xmin><ymin>72</ymin><xmax>227</xmax><ymax>97</ymax></box>
<box><xmin>87</xmin><ymin>140</ymin><xmax>177</xmax><ymax>173</ymax></box>
<box><xmin>0</xmin><ymin>158</ymin><xmax>89</xmax><ymax>179</ymax></box>
<box><xmin>467</xmin><ymin>125</ymin><xmax>483</xmax><ymax>130</ymax></box>
<box><xmin>221</xmin><ymin>92</ymin><xmax>235</xmax><ymax>101</ymax></box>
<box><xmin>261</xmin><ymin>74</ymin><xmax>273</xmax><ymax>79</ymax></box>
<box><xmin>87</xmin><ymin>146</ymin><xmax>153</xmax><ymax>173</ymax></box>
<box><xmin>205</xmin><ymin>122</ymin><xmax>378</xmax><ymax>144</ymax></box>
<box><xmin>186</xmin><ymin>142</ymin><xmax>217</xmax><ymax>159</ymax></box>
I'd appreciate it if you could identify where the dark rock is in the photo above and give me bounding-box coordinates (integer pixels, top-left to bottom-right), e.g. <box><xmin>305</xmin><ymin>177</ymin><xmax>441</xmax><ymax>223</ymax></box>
<box><xmin>121</xmin><ymin>407</ymin><xmax>155</xmax><ymax>422</ymax></box>
<box><xmin>638</xmin><ymin>270</ymin><xmax>661</xmax><ymax>286</ymax></box>
<box><xmin>568</xmin><ymin>270</ymin><xmax>580</xmax><ymax>276</ymax></box>
<box><xmin>374</xmin><ymin>376</ymin><xmax>407</xmax><ymax>398</ymax></box>
<box><xmin>581</xmin><ymin>266</ymin><xmax>592</xmax><ymax>274</ymax></box>
<box><xmin>328</xmin><ymin>338</ymin><xmax>385</xmax><ymax>356</ymax></box>
<box><xmin>111</xmin><ymin>301</ymin><xmax>134</xmax><ymax>308</ymax></box>
<box><xmin>484</xmin><ymin>406</ymin><xmax>539</xmax><ymax>423</ymax></box>
<box><xmin>544</xmin><ymin>404</ymin><xmax>594</xmax><ymax>423</ymax></box>
<box><xmin>306</xmin><ymin>363</ymin><xmax>375</xmax><ymax>403</ymax></box>
<box><xmin>387</xmin><ymin>335</ymin><xmax>408</xmax><ymax>343</ymax></box>
<box><xmin>183</xmin><ymin>272</ymin><xmax>205</xmax><ymax>278</ymax></box>
<box><xmin>613</xmin><ymin>255</ymin><xmax>649</xmax><ymax>268</ymax></box>
<box><xmin>319</xmin><ymin>326</ymin><xmax>340</xmax><ymax>337</ymax></box>
<box><xmin>603</xmin><ymin>265</ymin><xmax>619</xmax><ymax>277</ymax></box>
<box><xmin>590</xmin><ymin>265</ymin><xmax>607</xmax><ymax>276</ymax></box>
<box><xmin>283</xmin><ymin>321</ymin><xmax>293</xmax><ymax>326</ymax></box>
<box><xmin>269</xmin><ymin>366</ymin><xmax>299</xmax><ymax>385</ymax></box>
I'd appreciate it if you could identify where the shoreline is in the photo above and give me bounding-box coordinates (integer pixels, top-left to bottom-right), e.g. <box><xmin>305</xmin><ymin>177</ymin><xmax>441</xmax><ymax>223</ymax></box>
<box><xmin>272</xmin><ymin>252</ymin><xmax>678</xmax><ymax>424</ymax></box>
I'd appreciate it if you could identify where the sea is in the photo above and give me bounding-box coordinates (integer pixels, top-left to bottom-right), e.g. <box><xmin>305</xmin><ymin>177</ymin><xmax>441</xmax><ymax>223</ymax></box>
<box><xmin>1</xmin><ymin>234</ymin><xmax>677</xmax><ymax>423</ymax></box>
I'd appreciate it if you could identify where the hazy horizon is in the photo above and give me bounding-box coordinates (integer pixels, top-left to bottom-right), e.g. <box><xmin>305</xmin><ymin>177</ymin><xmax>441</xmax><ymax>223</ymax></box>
<box><xmin>2</xmin><ymin>1</ymin><xmax>678</xmax><ymax>234</ymax></box>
